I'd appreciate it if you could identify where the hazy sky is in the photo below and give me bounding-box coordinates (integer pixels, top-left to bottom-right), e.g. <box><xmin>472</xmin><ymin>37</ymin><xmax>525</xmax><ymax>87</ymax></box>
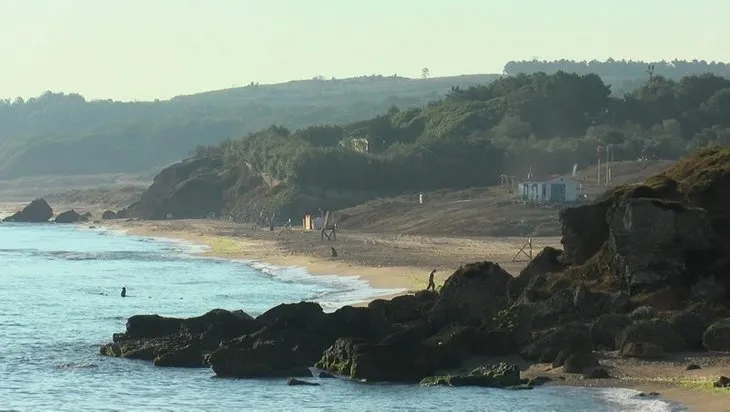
<box><xmin>1</xmin><ymin>0</ymin><xmax>728</xmax><ymax>101</ymax></box>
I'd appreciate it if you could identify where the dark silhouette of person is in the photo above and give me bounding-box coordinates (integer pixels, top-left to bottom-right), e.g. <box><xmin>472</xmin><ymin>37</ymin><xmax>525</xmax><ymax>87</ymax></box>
<box><xmin>121</xmin><ymin>287</ymin><xmax>127</xmax><ymax>298</ymax></box>
<box><xmin>427</xmin><ymin>270</ymin><xmax>436</xmax><ymax>291</ymax></box>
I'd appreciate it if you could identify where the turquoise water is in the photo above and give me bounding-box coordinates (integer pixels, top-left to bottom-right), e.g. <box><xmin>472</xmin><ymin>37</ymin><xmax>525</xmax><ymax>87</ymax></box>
<box><xmin>0</xmin><ymin>223</ymin><xmax>681</xmax><ymax>411</ymax></box>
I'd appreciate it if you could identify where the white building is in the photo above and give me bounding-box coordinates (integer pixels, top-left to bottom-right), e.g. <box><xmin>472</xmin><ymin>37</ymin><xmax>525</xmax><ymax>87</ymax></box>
<box><xmin>516</xmin><ymin>177</ymin><xmax>578</xmax><ymax>203</ymax></box>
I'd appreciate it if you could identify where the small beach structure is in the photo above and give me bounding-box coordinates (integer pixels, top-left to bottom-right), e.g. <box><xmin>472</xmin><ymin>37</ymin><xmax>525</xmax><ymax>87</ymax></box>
<box><xmin>320</xmin><ymin>210</ymin><xmax>337</xmax><ymax>241</ymax></box>
<box><xmin>516</xmin><ymin>177</ymin><xmax>578</xmax><ymax>203</ymax></box>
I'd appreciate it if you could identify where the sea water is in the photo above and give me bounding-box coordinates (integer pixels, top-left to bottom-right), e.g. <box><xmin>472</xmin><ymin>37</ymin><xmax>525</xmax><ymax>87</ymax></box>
<box><xmin>0</xmin><ymin>223</ymin><xmax>682</xmax><ymax>411</ymax></box>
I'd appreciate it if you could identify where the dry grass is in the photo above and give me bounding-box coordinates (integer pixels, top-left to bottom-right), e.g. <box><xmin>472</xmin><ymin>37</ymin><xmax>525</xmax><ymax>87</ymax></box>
<box><xmin>338</xmin><ymin>159</ymin><xmax>674</xmax><ymax>237</ymax></box>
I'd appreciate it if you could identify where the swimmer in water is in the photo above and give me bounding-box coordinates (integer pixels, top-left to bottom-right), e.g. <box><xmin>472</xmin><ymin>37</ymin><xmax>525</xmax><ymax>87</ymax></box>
<box><xmin>121</xmin><ymin>287</ymin><xmax>127</xmax><ymax>298</ymax></box>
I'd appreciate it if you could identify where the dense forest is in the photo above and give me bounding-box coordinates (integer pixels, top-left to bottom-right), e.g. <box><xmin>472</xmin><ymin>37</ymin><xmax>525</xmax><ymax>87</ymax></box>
<box><xmin>195</xmin><ymin>70</ymin><xmax>730</xmax><ymax>201</ymax></box>
<box><xmin>503</xmin><ymin>59</ymin><xmax>730</xmax><ymax>95</ymax></box>
<box><xmin>0</xmin><ymin>74</ymin><xmax>498</xmax><ymax>179</ymax></box>
<box><xmin>504</xmin><ymin>59</ymin><xmax>730</xmax><ymax>78</ymax></box>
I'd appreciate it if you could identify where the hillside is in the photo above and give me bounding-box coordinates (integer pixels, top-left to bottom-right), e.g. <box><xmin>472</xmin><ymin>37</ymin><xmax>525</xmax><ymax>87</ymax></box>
<box><xmin>336</xmin><ymin>160</ymin><xmax>674</xmax><ymax>237</ymax></box>
<box><xmin>119</xmin><ymin>68</ymin><xmax>730</xmax><ymax>227</ymax></box>
<box><xmin>2</xmin><ymin>59</ymin><xmax>729</xmax><ymax>181</ymax></box>
<box><xmin>0</xmin><ymin>74</ymin><xmax>498</xmax><ymax>179</ymax></box>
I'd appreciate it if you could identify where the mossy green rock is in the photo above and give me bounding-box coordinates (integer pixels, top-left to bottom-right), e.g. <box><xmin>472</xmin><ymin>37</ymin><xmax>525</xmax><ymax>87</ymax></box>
<box><xmin>419</xmin><ymin>362</ymin><xmax>522</xmax><ymax>388</ymax></box>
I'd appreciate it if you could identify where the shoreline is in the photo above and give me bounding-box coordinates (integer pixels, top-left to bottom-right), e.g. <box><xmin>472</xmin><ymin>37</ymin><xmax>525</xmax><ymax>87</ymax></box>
<box><xmin>101</xmin><ymin>220</ymin><xmax>419</xmax><ymax>306</ymax></box>
<box><xmin>2</xmin><ymin>211</ymin><xmax>728</xmax><ymax>410</ymax></box>
<box><xmin>98</xmin><ymin>219</ymin><xmax>728</xmax><ymax>411</ymax></box>
<box><xmin>100</xmin><ymin>218</ymin><xmax>561</xmax><ymax>305</ymax></box>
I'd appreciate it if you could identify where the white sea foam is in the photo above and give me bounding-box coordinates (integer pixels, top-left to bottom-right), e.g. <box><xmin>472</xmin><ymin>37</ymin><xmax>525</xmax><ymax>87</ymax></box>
<box><xmin>596</xmin><ymin>387</ymin><xmax>684</xmax><ymax>412</ymax></box>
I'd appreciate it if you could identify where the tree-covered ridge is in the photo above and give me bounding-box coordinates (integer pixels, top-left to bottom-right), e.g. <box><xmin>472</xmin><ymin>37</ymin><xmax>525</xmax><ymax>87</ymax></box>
<box><xmin>0</xmin><ymin>74</ymin><xmax>499</xmax><ymax>179</ymax></box>
<box><xmin>503</xmin><ymin>59</ymin><xmax>730</xmax><ymax>97</ymax></box>
<box><xmin>205</xmin><ymin>71</ymin><xmax>730</xmax><ymax>197</ymax></box>
<box><xmin>504</xmin><ymin>59</ymin><xmax>730</xmax><ymax>79</ymax></box>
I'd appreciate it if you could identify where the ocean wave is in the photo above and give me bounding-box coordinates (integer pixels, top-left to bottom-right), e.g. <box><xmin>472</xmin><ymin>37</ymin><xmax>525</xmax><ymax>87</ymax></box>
<box><xmin>597</xmin><ymin>387</ymin><xmax>682</xmax><ymax>412</ymax></box>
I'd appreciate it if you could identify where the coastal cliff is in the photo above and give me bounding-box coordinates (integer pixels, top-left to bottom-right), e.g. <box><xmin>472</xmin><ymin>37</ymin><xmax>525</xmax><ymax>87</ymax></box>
<box><xmin>101</xmin><ymin>147</ymin><xmax>730</xmax><ymax>390</ymax></box>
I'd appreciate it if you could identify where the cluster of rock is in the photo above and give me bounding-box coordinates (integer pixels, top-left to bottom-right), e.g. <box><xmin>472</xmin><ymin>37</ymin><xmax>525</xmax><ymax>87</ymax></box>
<box><xmin>100</xmin><ymin>148</ymin><xmax>730</xmax><ymax>386</ymax></box>
<box><xmin>1</xmin><ymin>198</ymin><xmax>122</xmax><ymax>223</ymax></box>
<box><xmin>100</xmin><ymin>266</ymin><xmax>542</xmax><ymax>389</ymax></box>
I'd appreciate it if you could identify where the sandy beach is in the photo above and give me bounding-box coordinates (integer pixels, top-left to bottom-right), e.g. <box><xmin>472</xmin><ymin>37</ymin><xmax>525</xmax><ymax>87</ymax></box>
<box><xmin>102</xmin><ymin>218</ymin><xmax>559</xmax><ymax>298</ymax></box>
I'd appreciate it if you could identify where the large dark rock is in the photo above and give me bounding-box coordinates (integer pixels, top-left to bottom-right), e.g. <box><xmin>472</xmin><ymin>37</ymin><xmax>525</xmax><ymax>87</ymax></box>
<box><xmin>616</xmin><ymin>319</ymin><xmax>688</xmax><ymax>353</ymax></box>
<box><xmin>559</xmin><ymin>203</ymin><xmax>610</xmax><ymax>265</ymax></box>
<box><xmin>3</xmin><ymin>199</ymin><xmax>53</xmax><ymax>222</ymax></box>
<box><xmin>619</xmin><ymin>342</ymin><xmax>664</xmax><ymax>359</ymax></box>
<box><xmin>152</xmin><ymin>344</ymin><xmax>205</xmax><ymax>368</ymax></box>
<box><xmin>419</xmin><ymin>362</ymin><xmax>522</xmax><ymax>388</ymax></box>
<box><xmin>562</xmin><ymin>352</ymin><xmax>600</xmax><ymax>374</ymax></box>
<box><xmin>101</xmin><ymin>210</ymin><xmax>117</xmax><ymax>220</ymax></box>
<box><xmin>206</xmin><ymin>302</ymin><xmax>336</xmax><ymax>378</ymax></box>
<box><xmin>123</xmin><ymin>309</ymin><xmax>262</xmax><ymax>346</ymax></box>
<box><xmin>590</xmin><ymin>314</ymin><xmax>633</xmax><ymax>350</ymax></box>
<box><xmin>315</xmin><ymin>337</ymin><xmax>438</xmax><ymax>382</ymax></box>
<box><xmin>702</xmin><ymin>318</ymin><xmax>730</xmax><ymax>351</ymax></box>
<box><xmin>510</xmin><ymin>289</ymin><xmax>576</xmax><ymax>346</ymax></box>
<box><xmin>520</xmin><ymin>322</ymin><xmax>592</xmax><ymax>363</ymax></box>
<box><xmin>507</xmin><ymin>247</ymin><xmax>566</xmax><ymax>301</ymax></box>
<box><xmin>669</xmin><ymin>311</ymin><xmax>710</xmax><ymax>350</ymax></box>
<box><xmin>206</xmin><ymin>331</ymin><xmax>324</xmax><ymax>378</ymax></box>
<box><xmin>100</xmin><ymin>335</ymin><xmax>199</xmax><ymax>364</ymax></box>
<box><xmin>605</xmin><ymin>198</ymin><xmax>722</xmax><ymax>294</ymax></box>
<box><xmin>54</xmin><ymin>210</ymin><xmax>84</xmax><ymax>224</ymax></box>
<box><xmin>429</xmin><ymin>261</ymin><xmax>512</xmax><ymax>329</ymax></box>
<box><xmin>572</xmin><ymin>284</ymin><xmax>611</xmax><ymax>318</ymax></box>
<box><xmin>256</xmin><ymin>301</ymin><xmax>326</xmax><ymax>329</ymax></box>
<box><xmin>421</xmin><ymin>324</ymin><xmax>476</xmax><ymax>369</ymax></box>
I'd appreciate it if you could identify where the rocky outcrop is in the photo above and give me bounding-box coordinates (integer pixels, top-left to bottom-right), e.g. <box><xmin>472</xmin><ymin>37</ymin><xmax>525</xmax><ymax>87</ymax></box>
<box><xmin>99</xmin><ymin>148</ymin><xmax>730</xmax><ymax>389</ymax></box>
<box><xmin>315</xmin><ymin>337</ymin><xmax>438</xmax><ymax>382</ymax></box>
<box><xmin>120</xmin><ymin>156</ymin><xmax>246</xmax><ymax>219</ymax></box>
<box><xmin>616</xmin><ymin>319</ymin><xmax>688</xmax><ymax>354</ymax></box>
<box><xmin>429</xmin><ymin>261</ymin><xmax>512</xmax><ymax>329</ymax></box>
<box><xmin>702</xmin><ymin>318</ymin><xmax>730</xmax><ymax>351</ymax></box>
<box><xmin>507</xmin><ymin>247</ymin><xmax>566</xmax><ymax>301</ymax></box>
<box><xmin>419</xmin><ymin>362</ymin><xmax>524</xmax><ymax>388</ymax></box>
<box><xmin>101</xmin><ymin>210</ymin><xmax>117</xmax><ymax>220</ymax></box>
<box><xmin>55</xmin><ymin>210</ymin><xmax>85</xmax><ymax>223</ymax></box>
<box><xmin>3</xmin><ymin>199</ymin><xmax>53</xmax><ymax>222</ymax></box>
<box><xmin>590</xmin><ymin>314</ymin><xmax>633</xmax><ymax>350</ymax></box>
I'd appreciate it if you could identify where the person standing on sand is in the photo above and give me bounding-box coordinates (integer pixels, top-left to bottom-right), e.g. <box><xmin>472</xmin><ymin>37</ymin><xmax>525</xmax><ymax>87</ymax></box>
<box><xmin>426</xmin><ymin>270</ymin><xmax>436</xmax><ymax>291</ymax></box>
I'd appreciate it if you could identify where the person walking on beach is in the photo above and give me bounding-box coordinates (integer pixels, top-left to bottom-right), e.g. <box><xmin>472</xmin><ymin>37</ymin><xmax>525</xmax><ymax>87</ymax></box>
<box><xmin>121</xmin><ymin>287</ymin><xmax>127</xmax><ymax>298</ymax></box>
<box><xmin>426</xmin><ymin>270</ymin><xmax>436</xmax><ymax>291</ymax></box>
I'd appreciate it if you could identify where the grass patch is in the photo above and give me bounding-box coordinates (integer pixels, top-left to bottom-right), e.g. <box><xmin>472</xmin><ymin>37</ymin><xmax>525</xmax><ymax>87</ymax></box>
<box><xmin>638</xmin><ymin>376</ymin><xmax>730</xmax><ymax>394</ymax></box>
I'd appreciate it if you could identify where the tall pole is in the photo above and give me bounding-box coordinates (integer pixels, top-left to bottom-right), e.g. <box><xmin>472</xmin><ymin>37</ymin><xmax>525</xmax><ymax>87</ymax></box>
<box><xmin>605</xmin><ymin>145</ymin><xmax>610</xmax><ymax>186</ymax></box>
<box><xmin>597</xmin><ymin>147</ymin><xmax>601</xmax><ymax>185</ymax></box>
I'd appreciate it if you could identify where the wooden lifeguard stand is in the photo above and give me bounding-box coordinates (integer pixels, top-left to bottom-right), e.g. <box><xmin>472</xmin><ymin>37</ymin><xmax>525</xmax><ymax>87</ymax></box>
<box><xmin>511</xmin><ymin>238</ymin><xmax>533</xmax><ymax>262</ymax></box>
<box><xmin>320</xmin><ymin>210</ymin><xmax>337</xmax><ymax>241</ymax></box>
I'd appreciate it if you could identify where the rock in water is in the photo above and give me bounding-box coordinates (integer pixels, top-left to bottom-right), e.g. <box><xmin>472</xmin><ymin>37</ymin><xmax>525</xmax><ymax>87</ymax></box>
<box><xmin>3</xmin><ymin>198</ymin><xmax>53</xmax><ymax>222</ymax></box>
<box><xmin>287</xmin><ymin>378</ymin><xmax>320</xmax><ymax>386</ymax></box>
<box><xmin>55</xmin><ymin>210</ymin><xmax>84</xmax><ymax>224</ymax></box>
<box><xmin>419</xmin><ymin>362</ymin><xmax>522</xmax><ymax>388</ymax></box>
<box><xmin>315</xmin><ymin>337</ymin><xmax>438</xmax><ymax>383</ymax></box>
